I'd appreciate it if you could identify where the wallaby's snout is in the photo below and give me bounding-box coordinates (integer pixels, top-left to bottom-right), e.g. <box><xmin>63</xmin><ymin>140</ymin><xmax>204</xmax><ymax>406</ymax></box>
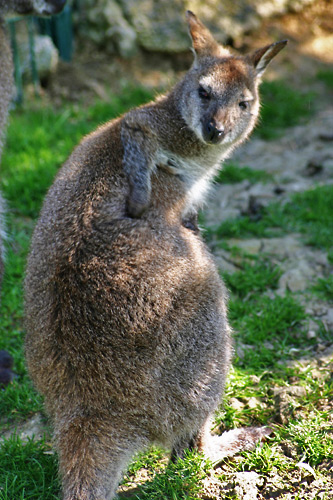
<box><xmin>202</xmin><ymin>118</ymin><xmax>225</xmax><ymax>144</ymax></box>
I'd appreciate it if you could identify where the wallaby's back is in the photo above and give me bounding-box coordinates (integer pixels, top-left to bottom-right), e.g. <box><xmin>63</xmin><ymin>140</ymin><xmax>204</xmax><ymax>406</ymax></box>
<box><xmin>25</xmin><ymin>116</ymin><xmax>231</xmax><ymax>435</ymax></box>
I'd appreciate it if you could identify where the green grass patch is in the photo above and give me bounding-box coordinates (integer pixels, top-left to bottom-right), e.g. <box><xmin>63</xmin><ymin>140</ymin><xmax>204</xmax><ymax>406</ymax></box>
<box><xmin>125</xmin><ymin>447</ymin><xmax>166</xmax><ymax>479</ymax></box>
<box><xmin>222</xmin><ymin>258</ymin><xmax>281</xmax><ymax>298</ymax></box>
<box><xmin>216</xmin><ymin>163</ymin><xmax>273</xmax><ymax>184</ymax></box>
<box><xmin>256</xmin><ymin>80</ymin><xmax>315</xmax><ymax>139</ymax></box>
<box><xmin>216</xmin><ymin>185</ymin><xmax>333</xmax><ymax>250</ymax></box>
<box><xmin>0</xmin><ymin>215</ymin><xmax>42</xmax><ymax>421</ymax></box>
<box><xmin>137</xmin><ymin>450</ymin><xmax>209</xmax><ymax>500</ymax></box>
<box><xmin>312</xmin><ymin>275</ymin><xmax>333</xmax><ymax>302</ymax></box>
<box><xmin>278</xmin><ymin>412</ymin><xmax>333</xmax><ymax>467</ymax></box>
<box><xmin>317</xmin><ymin>69</ymin><xmax>333</xmax><ymax>89</ymax></box>
<box><xmin>236</xmin><ymin>442</ymin><xmax>293</xmax><ymax>474</ymax></box>
<box><xmin>229</xmin><ymin>294</ymin><xmax>307</xmax><ymax>371</ymax></box>
<box><xmin>0</xmin><ymin>435</ymin><xmax>59</xmax><ymax>499</ymax></box>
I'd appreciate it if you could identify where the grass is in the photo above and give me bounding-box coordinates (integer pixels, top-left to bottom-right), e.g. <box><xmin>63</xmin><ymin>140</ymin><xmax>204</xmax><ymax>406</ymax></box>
<box><xmin>317</xmin><ymin>69</ymin><xmax>333</xmax><ymax>90</ymax></box>
<box><xmin>256</xmin><ymin>80</ymin><xmax>315</xmax><ymax>139</ymax></box>
<box><xmin>1</xmin><ymin>79</ymin><xmax>332</xmax><ymax>499</ymax></box>
<box><xmin>216</xmin><ymin>184</ymin><xmax>333</xmax><ymax>251</ymax></box>
<box><xmin>222</xmin><ymin>257</ymin><xmax>281</xmax><ymax>298</ymax></box>
<box><xmin>312</xmin><ymin>275</ymin><xmax>333</xmax><ymax>302</ymax></box>
<box><xmin>0</xmin><ymin>435</ymin><xmax>59</xmax><ymax>500</ymax></box>
<box><xmin>215</xmin><ymin>163</ymin><xmax>273</xmax><ymax>184</ymax></box>
<box><xmin>137</xmin><ymin>451</ymin><xmax>209</xmax><ymax>500</ymax></box>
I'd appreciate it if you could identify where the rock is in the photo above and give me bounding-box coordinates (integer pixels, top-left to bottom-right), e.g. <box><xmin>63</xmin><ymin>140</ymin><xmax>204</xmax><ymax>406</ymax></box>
<box><xmin>78</xmin><ymin>0</ymin><xmax>137</xmax><ymax>57</ymax></box>
<box><xmin>228</xmin><ymin>238</ymin><xmax>262</xmax><ymax>255</ymax></box>
<box><xmin>323</xmin><ymin>308</ymin><xmax>333</xmax><ymax>326</ymax></box>
<box><xmin>19</xmin><ymin>35</ymin><xmax>59</xmax><ymax>80</ymax></box>
<box><xmin>215</xmin><ymin>256</ymin><xmax>238</xmax><ymax>273</ymax></box>
<box><xmin>0</xmin><ymin>413</ymin><xmax>47</xmax><ymax>443</ymax></box>
<box><xmin>77</xmin><ymin>0</ymin><xmax>317</xmax><ymax>54</ymax></box>
<box><xmin>304</xmin><ymin>155</ymin><xmax>325</xmax><ymax>177</ymax></box>
<box><xmin>273</xmin><ymin>386</ymin><xmax>306</xmax><ymax>424</ymax></box>
<box><xmin>272</xmin><ymin>386</ymin><xmax>307</xmax><ymax>398</ymax></box>
<box><xmin>316</xmin><ymin>344</ymin><xmax>333</xmax><ymax>365</ymax></box>
<box><xmin>233</xmin><ymin>471</ymin><xmax>263</xmax><ymax>500</ymax></box>
<box><xmin>119</xmin><ymin>0</ymin><xmax>189</xmax><ymax>53</ymax></box>
<box><xmin>246</xmin><ymin>397</ymin><xmax>260</xmax><ymax>409</ymax></box>
<box><xmin>249</xmin><ymin>375</ymin><xmax>260</xmax><ymax>385</ymax></box>
<box><xmin>104</xmin><ymin>1</ymin><xmax>137</xmax><ymax>57</ymax></box>
<box><xmin>236</xmin><ymin>342</ymin><xmax>255</xmax><ymax>360</ymax></box>
<box><xmin>229</xmin><ymin>398</ymin><xmax>245</xmax><ymax>411</ymax></box>
<box><xmin>306</xmin><ymin>319</ymin><xmax>320</xmax><ymax>340</ymax></box>
<box><xmin>278</xmin><ymin>258</ymin><xmax>316</xmax><ymax>293</ymax></box>
<box><xmin>261</xmin><ymin>235</ymin><xmax>302</xmax><ymax>258</ymax></box>
<box><xmin>232</xmin><ymin>110</ymin><xmax>333</xmax><ymax>185</ymax></box>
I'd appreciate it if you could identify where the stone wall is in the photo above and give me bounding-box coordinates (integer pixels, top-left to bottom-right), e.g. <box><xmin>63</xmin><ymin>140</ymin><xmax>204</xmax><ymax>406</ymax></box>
<box><xmin>76</xmin><ymin>0</ymin><xmax>315</xmax><ymax>57</ymax></box>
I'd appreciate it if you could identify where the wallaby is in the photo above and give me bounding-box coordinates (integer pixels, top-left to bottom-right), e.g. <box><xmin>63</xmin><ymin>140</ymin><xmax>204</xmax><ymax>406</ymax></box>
<box><xmin>25</xmin><ymin>12</ymin><xmax>286</xmax><ymax>500</ymax></box>
<box><xmin>0</xmin><ymin>0</ymin><xmax>66</xmax><ymax>286</ymax></box>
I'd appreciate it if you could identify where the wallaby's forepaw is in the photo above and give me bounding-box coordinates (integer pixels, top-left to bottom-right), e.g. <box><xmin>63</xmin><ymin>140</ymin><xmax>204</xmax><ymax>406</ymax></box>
<box><xmin>126</xmin><ymin>186</ymin><xmax>150</xmax><ymax>218</ymax></box>
<box><xmin>205</xmin><ymin>426</ymin><xmax>272</xmax><ymax>466</ymax></box>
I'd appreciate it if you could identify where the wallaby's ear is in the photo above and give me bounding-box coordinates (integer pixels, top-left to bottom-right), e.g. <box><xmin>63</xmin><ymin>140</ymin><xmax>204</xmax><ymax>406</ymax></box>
<box><xmin>249</xmin><ymin>40</ymin><xmax>288</xmax><ymax>77</ymax></box>
<box><xmin>186</xmin><ymin>10</ymin><xmax>229</xmax><ymax>58</ymax></box>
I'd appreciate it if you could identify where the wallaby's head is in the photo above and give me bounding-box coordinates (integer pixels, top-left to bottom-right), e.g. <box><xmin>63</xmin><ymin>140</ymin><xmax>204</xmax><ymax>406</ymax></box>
<box><xmin>0</xmin><ymin>0</ymin><xmax>66</xmax><ymax>16</ymax></box>
<box><xmin>179</xmin><ymin>11</ymin><xmax>287</xmax><ymax>147</ymax></box>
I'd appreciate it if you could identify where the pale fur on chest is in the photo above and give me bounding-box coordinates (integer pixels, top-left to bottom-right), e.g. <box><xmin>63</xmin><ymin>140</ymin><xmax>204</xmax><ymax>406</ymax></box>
<box><xmin>156</xmin><ymin>145</ymin><xmax>234</xmax><ymax>215</ymax></box>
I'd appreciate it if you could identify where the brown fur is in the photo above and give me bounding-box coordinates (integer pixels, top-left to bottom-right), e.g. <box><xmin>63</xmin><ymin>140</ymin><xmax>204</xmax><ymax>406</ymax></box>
<box><xmin>25</xmin><ymin>12</ymin><xmax>286</xmax><ymax>500</ymax></box>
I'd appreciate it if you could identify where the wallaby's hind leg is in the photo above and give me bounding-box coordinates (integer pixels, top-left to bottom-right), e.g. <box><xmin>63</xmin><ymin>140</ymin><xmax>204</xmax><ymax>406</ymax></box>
<box><xmin>171</xmin><ymin>419</ymin><xmax>271</xmax><ymax>465</ymax></box>
<box><xmin>55</xmin><ymin>413</ymin><xmax>144</xmax><ymax>500</ymax></box>
<box><xmin>170</xmin><ymin>428</ymin><xmax>206</xmax><ymax>462</ymax></box>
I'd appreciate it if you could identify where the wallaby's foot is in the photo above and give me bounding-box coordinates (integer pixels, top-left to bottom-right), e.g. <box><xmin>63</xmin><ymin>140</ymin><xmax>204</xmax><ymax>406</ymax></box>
<box><xmin>205</xmin><ymin>426</ymin><xmax>272</xmax><ymax>465</ymax></box>
<box><xmin>171</xmin><ymin>425</ymin><xmax>271</xmax><ymax>466</ymax></box>
<box><xmin>170</xmin><ymin>430</ymin><xmax>204</xmax><ymax>462</ymax></box>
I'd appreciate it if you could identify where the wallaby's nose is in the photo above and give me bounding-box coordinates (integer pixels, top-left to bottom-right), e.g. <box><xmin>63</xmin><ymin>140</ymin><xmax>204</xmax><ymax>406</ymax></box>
<box><xmin>203</xmin><ymin>120</ymin><xmax>225</xmax><ymax>144</ymax></box>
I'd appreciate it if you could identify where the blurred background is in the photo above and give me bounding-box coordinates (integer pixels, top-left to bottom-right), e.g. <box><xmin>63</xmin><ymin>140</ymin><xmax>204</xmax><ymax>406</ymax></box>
<box><xmin>6</xmin><ymin>0</ymin><xmax>333</xmax><ymax>105</ymax></box>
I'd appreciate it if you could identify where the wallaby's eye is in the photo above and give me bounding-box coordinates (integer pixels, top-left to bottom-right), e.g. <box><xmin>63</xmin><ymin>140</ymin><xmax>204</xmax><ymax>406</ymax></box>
<box><xmin>239</xmin><ymin>101</ymin><xmax>249</xmax><ymax>110</ymax></box>
<box><xmin>198</xmin><ymin>86</ymin><xmax>210</xmax><ymax>100</ymax></box>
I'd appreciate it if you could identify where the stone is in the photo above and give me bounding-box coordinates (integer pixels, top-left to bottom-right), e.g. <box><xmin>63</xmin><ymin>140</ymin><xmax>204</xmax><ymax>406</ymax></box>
<box><xmin>261</xmin><ymin>235</ymin><xmax>302</xmax><ymax>259</ymax></box>
<box><xmin>323</xmin><ymin>308</ymin><xmax>333</xmax><ymax>326</ymax></box>
<box><xmin>228</xmin><ymin>238</ymin><xmax>262</xmax><ymax>255</ymax></box>
<box><xmin>249</xmin><ymin>375</ymin><xmax>260</xmax><ymax>385</ymax></box>
<box><xmin>19</xmin><ymin>35</ymin><xmax>59</xmax><ymax>80</ymax></box>
<box><xmin>0</xmin><ymin>413</ymin><xmax>47</xmax><ymax>443</ymax></box>
<box><xmin>77</xmin><ymin>0</ymin><xmax>317</xmax><ymax>55</ymax></box>
<box><xmin>78</xmin><ymin>0</ymin><xmax>137</xmax><ymax>57</ymax></box>
<box><xmin>278</xmin><ymin>258</ymin><xmax>316</xmax><ymax>293</ymax></box>
<box><xmin>233</xmin><ymin>471</ymin><xmax>262</xmax><ymax>500</ymax></box>
<box><xmin>273</xmin><ymin>386</ymin><xmax>306</xmax><ymax>424</ymax></box>
<box><xmin>229</xmin><ymin>398</ymin><xmax>245</xmax><ymax>411</ymax></box>
<box><xmin>246</xmin><ymin>397</ymin><xmax>260</xmax><ymax>409</ymax></box>
<box><xmin>214</xmin><ymin>253</ymin><xmax>238</xmax><ymax>273</ymax></box>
